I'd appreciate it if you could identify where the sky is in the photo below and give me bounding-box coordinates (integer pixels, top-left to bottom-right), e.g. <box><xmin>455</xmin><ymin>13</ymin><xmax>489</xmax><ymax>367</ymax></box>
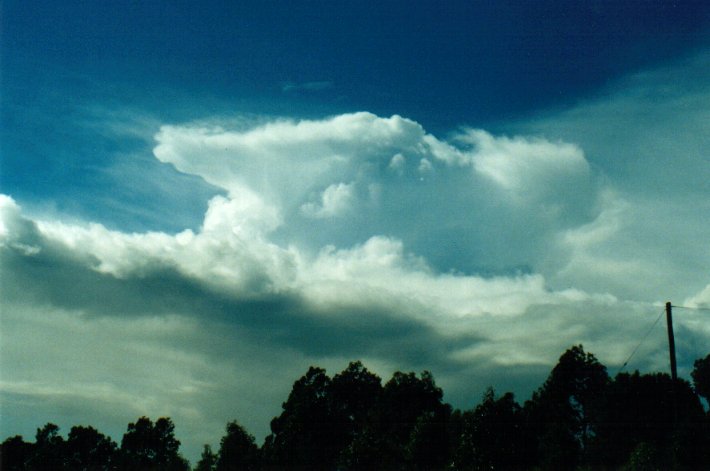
<box><xmin>2</xmin><ymin>0</ymin><xmax>710</xmax><ymax>463</ymax></box>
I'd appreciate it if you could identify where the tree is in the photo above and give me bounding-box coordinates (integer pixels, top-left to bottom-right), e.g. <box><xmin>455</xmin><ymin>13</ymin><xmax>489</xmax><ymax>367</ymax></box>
<box><xmin>381</xmin><ymin>371</ymin><xmax>445</xmax><ymax>440</ymax></box>
<box><xmin>337</xmin><ymin>427</ymin><xmax>399</xmax><ymax>471</ymax></box>
<box><xmin>692</xmin><ymin>353</ymin><xmax>710</xmax><ymax>405</ymax></box>
<box><xmin>452</xmin><ymin>388</ymin><xmax>530</xmax><ymax>471</ymax></box>
<box><xmin>623</xmin><ymin>441</ymin><xmax>661</xmax><ymax>471</ymax></box>
<box><xmin>405</xmin><ymin>405</ymin><xmax>453</xmax><ymax>471</ymax></box>
<box><xmin>329</xmin><ymin>361</ymin><xmax>383</xmax><ymax>438</ymax></box>
<box><xmin>195</xmin><ymin>444</ymin><xmax>217</xmax><ymax>471</ymax></box>
<box><xmin>65</xmin><ymin>425</ymin><xmax>117</xmax><ymax>470</ymax></box>
<box><xmin>119</xmin><ymin>417</ymin><xmax>189</xmax><ymax>470</ymax></box>
<box><xmin>30</xmin><ymin>423</ymin><xmax>66</xmax><ymax>469</ymax></box>
<box><xmin>262</xmin><ymin>367</ymin><xmax>344</xmax><ymax>470</ymax></box>
<box><xmin>215</xmin><ymin>421</ymin><xmax>259</xmax><ymax>471</ymax></box>
<box><xmin>524</xmin><ymin>345</ymin><xmax>609</xmax><ymax>470</ymax></box>
<box><xmin>1</xmin><ymin>435</ymin><xmax>34</xmax><ymax>470</ymax></box>
<box><xmin>593</xmin><ymin>371</ymin><xmax>708</xmax><ymax>468</ymax></box>
<box><xmin>341</xmin><ymin>370</ymin><xmax>447</xmax><ymax>469</ymax></box>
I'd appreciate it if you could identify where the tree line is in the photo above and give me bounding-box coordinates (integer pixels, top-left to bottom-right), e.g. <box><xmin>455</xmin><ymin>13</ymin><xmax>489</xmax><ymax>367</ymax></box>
<box><xmin>2</xmin><ymin>346</ymin><xmax>710</xmax><ymax>470</ymax></box>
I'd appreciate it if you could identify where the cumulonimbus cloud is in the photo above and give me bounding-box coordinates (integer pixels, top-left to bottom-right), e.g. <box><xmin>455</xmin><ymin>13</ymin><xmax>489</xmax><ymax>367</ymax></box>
<box><xmin>2</xmin><ymin>110</ymin><xmax>610</xmax><ymax>318</ymax></box>
<box><xmin>3</xmin><ymin>98</ymin><xmax>709</xmax><ymax>460</ymax></box>
<box><xmin>152</xmin><ymin>112</ymin><xmax>601</xmax><ymax>275</ymax></box>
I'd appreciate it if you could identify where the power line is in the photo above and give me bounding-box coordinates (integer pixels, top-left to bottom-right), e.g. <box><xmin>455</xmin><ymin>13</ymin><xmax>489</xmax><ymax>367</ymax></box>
<box><xmin>614</xmin><ymin>306</ymin><xmax>666</xmax><ymax>377</ymax></box>
<box><xmin>672</xmin><ymin>305</ymin><xmax>710</xmax><ymax>312</ymax></box>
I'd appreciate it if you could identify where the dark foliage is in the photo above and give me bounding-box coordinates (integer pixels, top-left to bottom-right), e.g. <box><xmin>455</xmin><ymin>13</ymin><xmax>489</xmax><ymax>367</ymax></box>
<box><xmin>65</xmin><ymin>426</ymin><xmax>118</xmax><ymax>470</ymax></box>
<box><xmin>261</xmin><ymin>366</ymin><xmax>345</xmax><ymax>470</ymax></box>
<box><xmin>195</xmin><ymin>444</ymin><xmax>217</xmax><ymax>471</ymax></box>
<box><xmin>692</xmin><ymin>353</ymin><xmax>710</xmax><ymax>404</ymax></box>
<box><xmin>31</xmin><ymin>423</ymin><xmax>66</xmax><ymax>469</ymax></box>
<box><xmin>1</xmin><ymin>423</ymin><xmax>120</xmax><ymax>470</ymax></box>
<box><xmin>329</xmin><ymin>361</ymin><xmax>383</xmax><ymax>440</ymax></box>
<box><xmin>335</xmin><ymin>368</ymin><xmax>448</xmax><ymax>470</ymax></box>
<box><xmin>523</xmin><ymin>345</ymin><xmax>610</xmax><ymax>469</ymax></box>
<box><xmin>119</xmin><ymin>416</ymin><xmax>189</xmax><ymax>471</ymax></box>
<box><xmin>592</xmin><ymin>371</ymin><xmax>707</xmax><ymax>468</ymax></box>
<box><xmin>452</xmin><ymin>388</ymin><xmax>531</xmax><ymax>470</ymax></box>
<box><xmin>405</xmin><ymin>406</ymin><xmax>453</xmax><ymax>471</ymax></box>
<box><xmin>2</xmin><ymin>346</ymin><xmax>709</xmax><ymax>470</ymax></box>
<box><xmin>0</xmin><ymin>435</ymin><xmax>34</xmax><ymax>470</ymax></box>
<box><xmin>215</xmin><ymin>421</ymin><xmax>259</xmax><ymax>471</ymax></box>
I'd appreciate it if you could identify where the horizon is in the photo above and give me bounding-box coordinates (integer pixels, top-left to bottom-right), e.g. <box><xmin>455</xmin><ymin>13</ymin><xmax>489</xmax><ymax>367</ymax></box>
<box><xmin>6</xmin><ymin>345</ymin><xmax>710</xmax><ymax>467</ymax></box>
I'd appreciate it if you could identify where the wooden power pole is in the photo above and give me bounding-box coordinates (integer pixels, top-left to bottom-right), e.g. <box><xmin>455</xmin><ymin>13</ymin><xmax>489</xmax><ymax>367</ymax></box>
<box><xmin>665</xmin><ymin>301</ymin><xmax>678</xmax><ymax>381</ymax></box>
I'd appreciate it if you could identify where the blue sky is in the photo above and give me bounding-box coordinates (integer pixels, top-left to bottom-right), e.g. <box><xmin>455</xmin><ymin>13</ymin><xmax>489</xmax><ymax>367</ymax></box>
<box><xmin>2</xmin><ymin>0</ymin><xmax>710</xmax><ymax>463</ymax></box>
<box><xmin>3</xmin><ymin>1</ymin><xmax>708</xmax><ymax>230</ymax></box>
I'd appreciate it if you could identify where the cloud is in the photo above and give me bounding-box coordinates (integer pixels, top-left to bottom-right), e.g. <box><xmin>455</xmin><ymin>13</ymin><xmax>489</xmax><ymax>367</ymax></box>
<box><xmin>512</xmin><ymin>51</ymin><xmax>710</xmax><ymax>301</ymax></box>
<box><xmin>685</xmin><ymin>284</ymin><xmax>710</xmax><ymax>308</ymax></box>
<box><xmin>281</xmin><ymin>81</ymin><xmax>334</xmax><ymax>93</ymax></box>
<box><xmin>2</xmin><ymin>179</ymin><xmax>708</xmax><ymax>460</ymax></box>
<box><xmin>151</xmin><ymin>112</ymin><xmax>604</xmax><ymax>277</ymax></box>
<box><xmin>152</xmin><ymin>113</ymin><xmax>426</xmax><ymax>208</ymax></box>
<box><xmin>465</xmin><ymin>129</ymin><xmax>591</xmax><ymax>208</ymax></box>
<box><xmin>3</xmin><ymin>52</ymin><xmax>710</xmax><ymax>462</ymax></box>
<box><xmin>301</xmin><ymin>182</ymin><xmax>355</xmax><ymax>218</ymax></box>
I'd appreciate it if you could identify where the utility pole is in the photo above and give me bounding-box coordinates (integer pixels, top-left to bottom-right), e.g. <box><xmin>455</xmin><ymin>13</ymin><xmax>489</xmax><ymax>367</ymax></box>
<box><xmin>666</xmin><ymin>301</ymin><xmax>678</xmax><ymax>426</ymax></box>
<box><xmin>666</xmin><ymin>301</ymin><xmax>678</xmax><ymax>381</ymax></box>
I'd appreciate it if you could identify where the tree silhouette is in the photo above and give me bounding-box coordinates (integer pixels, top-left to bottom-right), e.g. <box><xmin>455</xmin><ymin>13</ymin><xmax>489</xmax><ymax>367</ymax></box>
<box><xmin>2</xmin><ymin>348</ymin><xmax>709</xmax><ymax>470</ymax></box>
<box><xmin>195</xmin><ymin>444</ymin><xmax>217</xmax><ymax>471</ymax></box>
<box><xmin>337</xmin><ymin>426</ymin><xmax>399</xmax><ymax>471</ymax></box>
<box><xmin>327</xmin><ymin>361</ymin><xmax>386</xmax><ymax>469</ymax></box>
<box><xmin>119</xmin><ymin>417</ymin><xmax>189</xmax><ymax>471</ymax></box>
<box><xmin>623</xmin><ymin>441</ymin><xmax>661</xmax><ymax>471</ymax></box>
<box><xmin>692</xmin><ymin>353</ymin><xmax>710</xmax><ymax>405</ymax></box>
<box><xmin>592</xmin><ymin>370</ymin><xmax>707</xmax><ymax>468</ymax></box>
<box><xmin>1</xmin><ymin>435</ymin><xmax>34</xmax><ymax>470</ymax></box>
<box><xmin>65</xmin><ymin>425</ymin><xmax>118</xmax><ymax>470</ymax></box>
<box><xmin>524</xmin><ymin>345</ymin><xmax>609</xmax><ymax>469</ymax></box>
<box><xmin>215</xmin><ymin>421</ymin><xmax>259</xmax><ymax>471</ymax></box>
<box><xmin>452</xmin><ymin>388</ymin><xmax>530</xmax><ymax>470</ymax></box>
<box><xmin>329</xmin><ymin>361</ymin><xmax>383</xmax><ymax>438</ymax></box>
<box><xmin>405</xmin><ymin>405</ymin><xmax>453</xmax><ymax>470</ymax></box>
<box><xmin>262</xmin><ymin>366</ymin><xmax>344</xmax><ymax>470</ymax></box>
<box><xmin>691</xmin><ymin>354</ymin><xmax>710</xmax><ymax>467</ymax></box>
<box><xmin>30</xmin><ymin>423</ymin><xmax>66</xmax><ymax>469</ymax></box>
<box><xmin>343</xmin><ymin>369</ymin><xmax>447</xmax><ymax>469</ymax></box>
<box><xmin>381</xmin><ymin>371</ymin><xmax>445</xmax><ymax>440</ymax></box>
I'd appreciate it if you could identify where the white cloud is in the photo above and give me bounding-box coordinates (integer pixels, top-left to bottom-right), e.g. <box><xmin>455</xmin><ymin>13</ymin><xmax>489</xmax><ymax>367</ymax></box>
<box><xmin>0</xmin><ymin>195</ymin><xmax>37</xmax><ymax>246</ymax></box>
<box><xmin>300</xmin><ymin>236</ymin><xmax>559</xmax><ymax>319</ymax></box>
<box><xmin>301</xmin><ymin>182</ymin><xmax>355</xmax><ymax>218</ymax></box>
<box><xmin>417</xmin><ymin>158</ymin><xmax>433</xmax><ymax>175</ymax></box>
<box><xmin>388</xmin><ymin>153</ymin><xmax>406</xmax><ymax>173</ymax></box>
<box><xmin>466</xmin><ymin>129</ymin><xmax>590</xmax><ymax>202</ymax></box>
<box><xmin>5</xmin><ymin>101</ymin><xmax>682</xmax><ymax>320</ymax></box>
<box><xmin>685</xmin><ymin>284</ymin><xmax>710</xmax><ymax>308</ymax></box>
<box><xmin>0</xmin><ymin>191</ymin><xmax>586</xmax><ymax>322</ymax></box>
<box><xmin>150</xmin><ymin>111</ymin><xmax>606</xmax><ymax>279</ymax></box>
<box><xmin>152</xmin><ymin>112</ymin><xmax>427</xmax><ymax>206</ymax></box>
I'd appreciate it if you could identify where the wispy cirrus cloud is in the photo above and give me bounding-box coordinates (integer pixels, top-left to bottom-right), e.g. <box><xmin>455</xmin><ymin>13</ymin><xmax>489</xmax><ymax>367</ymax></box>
<box><xmin>281</xmin><ymin>81</ymin><xmax>334</xmax><ymax>93</ymax></box>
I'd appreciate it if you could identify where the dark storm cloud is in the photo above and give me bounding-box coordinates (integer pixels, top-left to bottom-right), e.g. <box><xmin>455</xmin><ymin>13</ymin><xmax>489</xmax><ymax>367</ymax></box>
<box><xmin>0</xmin><ymin>211</ymin><xmax>482</xmax><ymax>369</ymax></box>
